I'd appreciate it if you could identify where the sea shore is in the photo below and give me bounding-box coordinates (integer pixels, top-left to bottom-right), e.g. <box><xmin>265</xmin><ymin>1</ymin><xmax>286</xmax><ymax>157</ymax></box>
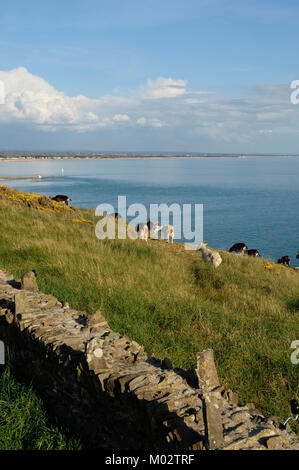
<box><xmin>0</xmin><ymin>175</ymin><xmax>64</xmax><ymax>181</ymax></box>
<box><xmin>0</xmin><ymin>155</ymin><xmax>242</xmax><ymax>162</ymax></box>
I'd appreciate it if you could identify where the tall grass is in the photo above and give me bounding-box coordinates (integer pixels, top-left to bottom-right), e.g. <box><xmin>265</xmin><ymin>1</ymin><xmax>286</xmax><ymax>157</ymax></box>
<box><xmin>0</xmin><ymin>193</ymin><xmax>298</xmax><ymax>441</ymax></box>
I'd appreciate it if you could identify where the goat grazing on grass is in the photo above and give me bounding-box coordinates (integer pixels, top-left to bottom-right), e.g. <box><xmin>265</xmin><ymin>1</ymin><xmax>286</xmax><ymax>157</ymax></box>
<box><xmin>136</xmin><ymin>223</ymin><xmax>149</xmax><ymax>242</ymax></box>
<box><xmin>246</xmin><ymin>249</ymin><xmax>260</xmax><ymax>257</ymax></box>
<box><xmin>153</xmin><ymin>224</ymin><xmax>174</xmax><ymax>243</ymax></box>
<box><xmin>51</xmin><ymin>195</ymin><xmax>71</xmax><ymax>205</ymax></box>
<box><xmin>146</xmin><ymin>220</ymin><xmax>157</xmax><ymax>232</ymax></box>
<box><xmin>277</xmin><ymin>256</ymin><xmax>291</xmax><ymax>267</ymax></box>
<box><xmin>229</xmin><ymin>242</ymin><xmax>248</xmax><ymax>254</ymax></box>
<box><xmin>110</xmin><ymin>212</ymin><xmax>122</xmax><ymax>219</ymax></box>
<box><xmin>198</xmin><ymin>242</ymin><xmax>222</xmax><ymax>268</ymax></box>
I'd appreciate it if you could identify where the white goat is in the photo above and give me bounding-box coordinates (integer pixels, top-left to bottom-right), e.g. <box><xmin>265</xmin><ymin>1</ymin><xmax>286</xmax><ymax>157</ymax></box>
<box><xmin>198</xmin><ymin>242</ymin><xmax>222</xmax><ymax>268</ymax></box>
<box><xmin>136</xmin><ymin>223</ymin><xmax>149</xmax><ymax>242</ymax></box>
<box><xmin>153</xmin><ymin>224</ymin><xmax>174</xmax><ymax>243</ymax></box>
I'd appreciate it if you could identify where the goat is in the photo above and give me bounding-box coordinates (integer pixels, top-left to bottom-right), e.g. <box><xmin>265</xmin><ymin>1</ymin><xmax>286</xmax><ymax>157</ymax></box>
<box><xmin>146</xmin><ymin>220</ymin><xmax>157</xmax><ymax>232</ymax></box>
<box><xmin>198</xmin><ymin>242</ymin><xmax>222</xmax><ymax>268</ymax></box>
<box><xmin>229</xmin><ymin>242</ymin><xmax>248</xmax><ymax>254</ymax></box>
<box><xmin>153</xmin><ymin>224</ymin><xmax>174</xmax><ymax>243</ymax></box>
<box><xmin>277</xmin><ymin>256</ymin><xmax>290</xmax><ymax>267</ymax></box>
<box><xmin>51</xmin><ymin>195</ymin><xmax>71</xmax><ymax>205</ymax></box>
<box><xmin>246</xmin><ymin>249</ymin><xmax>259</xmax><ymax>257</ymax></box>
<box><xmin>145</xmin><ymin>220</ymin><xmax>160</xmax><ymax>240</ymax></box>
<box><xmin>136</xmin><ymin>223</ymin><xmax>149</xmax><ymax>242</ymax></box>
<box><xmin>110</xmin><ymin>212</ymin><xmax>122</xmax><ymax>219</ymax></box>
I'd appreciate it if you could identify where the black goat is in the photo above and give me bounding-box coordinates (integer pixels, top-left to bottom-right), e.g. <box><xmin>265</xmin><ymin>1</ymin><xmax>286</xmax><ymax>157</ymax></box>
<box><xmin>246</xmin><ymin>249</ymin><xmax>259</xmax><ymax>257</ymax></box>
<box><xmin>229</xmin><ymin>243</ymin><xmax>248</xmax><ymax>254</ymax></box>
<box><xmin>277</xmin><ymin>256</ymin><xmax>290</xmax><ymax>267</ymax></box>
<box><xmin>51</xmin><ymin>195</ymin><xmax>71</xmax><ymax>205</ymax></box>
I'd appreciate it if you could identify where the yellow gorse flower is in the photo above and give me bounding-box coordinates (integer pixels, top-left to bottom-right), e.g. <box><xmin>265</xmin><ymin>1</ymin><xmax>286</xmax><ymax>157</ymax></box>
<box><xmin>264</xmin><ymin>264</ymin><xmax>275</xmax><ymax>270</ymax></box>
<box><xmin>72</xmin><ymin>218</ymin><xmax>93</xmax><ymax>225</ymax></box>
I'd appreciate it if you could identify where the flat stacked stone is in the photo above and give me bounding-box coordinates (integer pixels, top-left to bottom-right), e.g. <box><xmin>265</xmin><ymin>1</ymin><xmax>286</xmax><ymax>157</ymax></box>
<box><xmin>0</xmin><ymin>268</ymin><xmax>298</xmax><ymax>450</ymax></box>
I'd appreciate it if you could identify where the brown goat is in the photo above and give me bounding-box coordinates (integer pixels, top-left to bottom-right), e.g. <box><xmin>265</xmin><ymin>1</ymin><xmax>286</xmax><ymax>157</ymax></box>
<box><xmin>51</xmin><ymin>195</ymin><xmax>71</xmax><ymax>205</ymax></box>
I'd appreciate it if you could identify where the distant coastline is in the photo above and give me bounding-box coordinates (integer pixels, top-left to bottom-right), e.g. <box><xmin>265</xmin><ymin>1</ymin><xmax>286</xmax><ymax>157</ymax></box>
<box><xmin>0</xmin><ymin>175</ymin><xmax>64</xmax><ymax>181</ymax></box>
<box><xmin>0</xmin><ymin>155</ymin><xmax>241</xmax><ymax>162</ymax></box>
<box><xmin>1</xmin><ymin>153</ymin><xmax>299</xmax><ymax>162</ymax></box>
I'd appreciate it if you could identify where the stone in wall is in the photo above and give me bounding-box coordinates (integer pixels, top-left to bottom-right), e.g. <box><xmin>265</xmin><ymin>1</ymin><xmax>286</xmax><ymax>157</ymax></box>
<box><xmin>21</xmin><ymin>270</ymin><xmax>38</xmax><ymax>291</ymax></box>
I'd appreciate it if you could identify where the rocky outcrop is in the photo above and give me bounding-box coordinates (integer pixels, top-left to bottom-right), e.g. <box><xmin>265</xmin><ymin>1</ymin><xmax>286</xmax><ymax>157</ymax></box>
<box><xmin>0</xmin><ymin>268</ymin><xmax>298</xmax><ymax>450</ymax></box>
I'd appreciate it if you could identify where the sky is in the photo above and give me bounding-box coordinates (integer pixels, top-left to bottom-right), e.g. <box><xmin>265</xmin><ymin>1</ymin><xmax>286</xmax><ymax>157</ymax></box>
<box><xmin>0</xmin><ymin>0</ymin><xmax>299</xmax><ymax>153</ymax></box>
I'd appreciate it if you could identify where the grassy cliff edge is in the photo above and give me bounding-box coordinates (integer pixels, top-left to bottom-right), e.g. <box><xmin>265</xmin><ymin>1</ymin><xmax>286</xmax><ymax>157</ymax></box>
<box><xmin>0</xmin><ymin>185</ymin><xmax>298</xmax><ymax>444</ymax></box>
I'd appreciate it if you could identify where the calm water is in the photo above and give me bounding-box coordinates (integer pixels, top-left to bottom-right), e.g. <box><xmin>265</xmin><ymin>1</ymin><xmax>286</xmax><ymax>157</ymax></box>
<box><xmin>1</xmin><ymin>157</ymin><xmax>299</xmax><ymax>266</ymax></box>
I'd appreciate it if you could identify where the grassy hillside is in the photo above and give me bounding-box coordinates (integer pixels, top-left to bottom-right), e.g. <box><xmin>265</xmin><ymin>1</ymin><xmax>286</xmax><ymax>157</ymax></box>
<box><xmin>0</xmin><ymin>184</ymin><xmax>298</xmax><ymax>441</ymax></box>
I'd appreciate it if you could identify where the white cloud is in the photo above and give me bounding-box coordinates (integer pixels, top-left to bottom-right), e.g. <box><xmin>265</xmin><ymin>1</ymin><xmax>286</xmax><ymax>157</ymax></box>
<box><xmin>257</xmin><ymin>112</ymin><xmax>281</xmax><ymax>120</ymax></box>
<box><xmin>0</xmin><ymin>68</ymin><xmax>182</xmax><ymax>131</ymax></box>
<box><xmin>0</xmin><ymin>67</ymin><xmax>299</xmax><ymax>151</ymax></box>
<box><xmin>136</xmin><ymin>117</ymin><xmax>165</xmax><ymax>128</ymax></box>
<box><xmin>137</xmin><ymin>77</ymin><xmax>187</xmax><ymax>100</ymax></box>
<box><xmin>112</xmin><ymin>113</ymin><xmax>130</xmax><ymax>122</ymax></box>
<box><xmin>0</xmin><ymin>67</ymin><xmax>102</xmax><ymax>129</ymax></box>
<box><xmin>259</xmin><ymin>129</ymin><xmax>273</xmax><ymax>135</ymax></box>
<box><xmin>184</xmin><ymin>98</ymin><xmax>202</xmax><ymax>104</ymax></box>
<box><xmin>0</xmin><ymin>67</ymin><xmax>135</xmax><ymax>131</ymax></box>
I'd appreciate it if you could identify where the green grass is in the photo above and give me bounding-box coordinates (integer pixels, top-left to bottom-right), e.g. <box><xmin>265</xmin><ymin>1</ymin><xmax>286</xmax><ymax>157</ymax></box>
<box><xmin>0</xmin><ymin>359</ymin><xmax>82</xmax><ymax>450</ymax></box>
<box><xmin>0</xmin><ymin>186</ymin><xmax>298</xmax><ymax>446</ymax></box>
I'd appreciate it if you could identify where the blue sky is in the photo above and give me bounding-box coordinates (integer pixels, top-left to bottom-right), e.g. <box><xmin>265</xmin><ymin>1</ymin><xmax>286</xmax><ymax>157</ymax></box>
<box><xmin>0</xmin><ymin>0</ymin><xmax>299</xmax><ymax>153</ymax></box>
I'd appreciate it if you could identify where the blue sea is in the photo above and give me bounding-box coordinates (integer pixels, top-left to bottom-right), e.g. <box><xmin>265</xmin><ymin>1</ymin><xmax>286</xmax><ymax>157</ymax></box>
<box><xmin>1</xmin><ymin>156</ymin><xmax>299</xmax><ymax>266</ymax></box>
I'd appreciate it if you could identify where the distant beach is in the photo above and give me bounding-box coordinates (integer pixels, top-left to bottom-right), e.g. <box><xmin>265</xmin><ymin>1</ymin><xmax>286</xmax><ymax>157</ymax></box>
<box><xmin>1</xmin><ymin>153</ymin><xmax>299</xmax><ymax>163</ymax></box>
<box><xmin>0</xmin><ymin>155</ymin><xmax>240</xmax><ymax>162</ymax></box>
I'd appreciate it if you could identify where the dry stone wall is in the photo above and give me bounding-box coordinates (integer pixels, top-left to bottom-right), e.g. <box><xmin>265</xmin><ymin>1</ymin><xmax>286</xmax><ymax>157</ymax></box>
<box><xmin>0</xmin><ymin>268</ymin><xmax>298</xmax><ymax>450</ymax></box>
